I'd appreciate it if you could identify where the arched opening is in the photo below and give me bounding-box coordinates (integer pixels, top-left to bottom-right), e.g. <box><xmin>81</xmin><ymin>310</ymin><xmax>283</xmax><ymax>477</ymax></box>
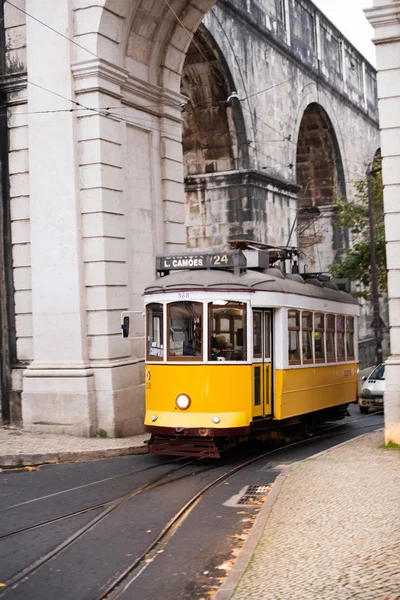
<box><xmin>181</xmin><ymin>27</ymin><xmax>248</xmax><ymax>176</ymax></box>
<box><xmin>296</xmin><ymin>103</ymin><xmax>346</xmax><ymax>272</ymax></box>
<box><xmin>181</xmin><ymin>26</ymin><xmax>249</xmax><ymax>249</ymax></box>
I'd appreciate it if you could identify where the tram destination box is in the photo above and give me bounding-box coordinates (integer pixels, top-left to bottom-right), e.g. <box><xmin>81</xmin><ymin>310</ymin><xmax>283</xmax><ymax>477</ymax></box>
<box><xmin>156</xmin><ymin>251</ymin><xmax>246</xmax><ymax>275</ymax></box>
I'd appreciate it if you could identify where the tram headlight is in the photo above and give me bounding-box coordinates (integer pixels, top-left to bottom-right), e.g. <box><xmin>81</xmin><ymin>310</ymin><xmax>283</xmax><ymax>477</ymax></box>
<box><xmin>212</xmin><ymin>416</ymin><xmax>221</xmax><ymax>424</ymax></box>
<box><xmin>176</xmin><ymin>394</ymin><xmax>191</xmax><ymax>410</ymax></box>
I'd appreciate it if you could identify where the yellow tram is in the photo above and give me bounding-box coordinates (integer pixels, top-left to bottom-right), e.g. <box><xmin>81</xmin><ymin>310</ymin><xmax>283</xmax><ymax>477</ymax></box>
<box><xmin>122</xmin><ymin>248</ymin><xmax>359</xmax><ymax>457</ymax></box>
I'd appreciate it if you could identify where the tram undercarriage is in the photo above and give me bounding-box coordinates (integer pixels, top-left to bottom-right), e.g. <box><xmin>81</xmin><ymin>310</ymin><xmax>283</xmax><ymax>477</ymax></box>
<box><xmin>147</xmin><ymin>403</ymin><xmax>350</xmax><ymax>458</ymax></box>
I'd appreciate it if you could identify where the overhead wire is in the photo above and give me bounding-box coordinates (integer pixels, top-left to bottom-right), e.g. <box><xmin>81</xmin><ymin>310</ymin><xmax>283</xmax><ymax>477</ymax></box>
<box><xmin>162</xmin><ymin>0</ymin><xmax>212</xmax><ymax>67</ymax></box>
<box><xmin>239</xmin><ymin>76</ymin><xmax>298</xmax><ymax>102</ymax></box>
<box><xmin>4</xmin><ymin>0</ymin><xmax>295</xmax><ymax>161</ymax></box>
<box><xmin>5</xmin><ymin>0</ymin><xmax>100</xmax><ymax>61</ymax></box>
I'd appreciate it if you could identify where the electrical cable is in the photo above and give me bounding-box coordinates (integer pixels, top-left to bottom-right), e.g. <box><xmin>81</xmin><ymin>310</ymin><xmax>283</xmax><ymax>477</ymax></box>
<box><xmin>5</xmin><ymin>0</ymin><xmax>100</xmax><ymax>61</ymax></box>
<box><xmin>239</xmin><ymin>76</ymin><xmax>298</xmax><ymax>102</ymax></box>
<box><xmin>163</xmin><ymin>0</ymin><xmax>212</xmax><ymax>67</ymax></box>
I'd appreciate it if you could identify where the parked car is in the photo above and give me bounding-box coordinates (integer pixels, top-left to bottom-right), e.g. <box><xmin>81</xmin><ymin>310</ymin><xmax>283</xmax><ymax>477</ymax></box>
<box><xmin>359</xmin><ymin>364</ymin><xmax>385</xmax><ymax>414</ymax></box>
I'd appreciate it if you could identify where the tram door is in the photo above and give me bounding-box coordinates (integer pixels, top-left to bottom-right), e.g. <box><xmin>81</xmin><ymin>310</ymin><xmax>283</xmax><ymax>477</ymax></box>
<box><xmin>252</xmin><ymin>310</ymin><xmax>272</xmax><ymax>418</ymax></box>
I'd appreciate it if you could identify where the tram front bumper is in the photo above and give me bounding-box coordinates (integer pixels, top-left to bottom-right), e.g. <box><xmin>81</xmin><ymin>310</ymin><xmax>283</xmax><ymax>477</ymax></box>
<box><xmin>144</xmin><ymin>410</ymin><xmax>249</xmax><ymax>431</ymax></box>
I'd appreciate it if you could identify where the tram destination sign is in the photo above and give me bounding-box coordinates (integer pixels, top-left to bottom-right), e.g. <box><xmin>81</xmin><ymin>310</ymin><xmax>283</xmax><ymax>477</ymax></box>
<box><xmin>156</xmin><ymin>251</ymin><xmax>246</xmax><ymax>272</ymax></box>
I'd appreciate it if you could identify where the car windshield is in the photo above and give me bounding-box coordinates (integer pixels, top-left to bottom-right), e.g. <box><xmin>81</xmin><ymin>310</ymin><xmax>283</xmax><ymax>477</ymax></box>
<box><xmin>369</xmin><ymin>364</ymin><xmax>385</xmax><ymax>380</ymax></box>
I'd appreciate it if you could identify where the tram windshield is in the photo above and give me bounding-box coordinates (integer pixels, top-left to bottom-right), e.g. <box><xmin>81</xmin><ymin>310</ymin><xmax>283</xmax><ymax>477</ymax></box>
<box><xmin>209</xmin><ymin>301</ymin><xmax>246</xmax><ymax>361</ymax></box>
<box><xmin>168</xmin><ymin>301</ymin><xmax>202</xmax><ymax>359</ymax></box>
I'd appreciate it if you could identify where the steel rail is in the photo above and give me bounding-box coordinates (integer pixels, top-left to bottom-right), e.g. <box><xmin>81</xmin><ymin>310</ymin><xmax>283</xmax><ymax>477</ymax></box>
<box><xmin>0</xmin><ymin>458</ymin><xmax>201</xmax><ymax>541</ymax></box>
<box><xmin>0</xmin><ymin>459</ymin><xmax>211</xmax><ymax>595</ymax></box>
<box><xmin>0</xmin><ymin>455</ymin><xmax>188</xmax><ymax>513</ymax></box>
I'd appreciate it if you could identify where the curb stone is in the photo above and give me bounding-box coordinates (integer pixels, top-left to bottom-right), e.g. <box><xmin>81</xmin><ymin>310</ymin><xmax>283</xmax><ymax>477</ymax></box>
<box><xmin>0</xmin><ymin>444</ymin><xmax>149</xmax><ymax>468</ymax></box>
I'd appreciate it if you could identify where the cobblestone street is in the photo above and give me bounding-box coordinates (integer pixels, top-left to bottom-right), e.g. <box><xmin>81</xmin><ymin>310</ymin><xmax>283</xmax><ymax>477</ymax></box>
<box><xmin>231</xmin><ymin>431</ymin><xmax>400</xmax><ymax>600</ymax></box>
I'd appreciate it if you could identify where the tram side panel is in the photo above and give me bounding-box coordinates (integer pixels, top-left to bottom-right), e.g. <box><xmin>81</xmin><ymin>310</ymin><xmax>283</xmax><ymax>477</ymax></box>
<box><xmin>275</xmin><ymin>365</ymin><xmax>358</xmax><ymax>420</ymax></box>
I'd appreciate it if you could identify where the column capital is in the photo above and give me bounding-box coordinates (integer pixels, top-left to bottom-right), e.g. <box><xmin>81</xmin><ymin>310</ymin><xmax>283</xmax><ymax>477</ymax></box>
<box><xmin>72</xmin><ymin>58</ymin><xmax>130</xmax><ymax>99</ymax></box>
<box><xmin>365</xmin><ymin>3</ymin><xmax>400</xmax><ymax>43</ymax></box>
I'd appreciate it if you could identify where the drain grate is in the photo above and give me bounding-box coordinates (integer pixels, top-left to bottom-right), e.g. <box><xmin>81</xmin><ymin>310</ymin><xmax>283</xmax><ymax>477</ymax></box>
<box><xmin>237</xmin><ymin>484</ymin><xmax>272</xmax><ymax>505</ymax></box>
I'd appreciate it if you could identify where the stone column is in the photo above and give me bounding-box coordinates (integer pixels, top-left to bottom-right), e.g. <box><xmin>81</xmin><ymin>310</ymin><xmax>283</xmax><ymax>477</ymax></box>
<box><xmin>366</xmin><ymin>2</ymin><xmax>400</xmax><ymax>444</ymax></box>
<box><xmin>22</xmin><ymin>0</ymin><xmax>96</xmax><ymax>436</ymax></box>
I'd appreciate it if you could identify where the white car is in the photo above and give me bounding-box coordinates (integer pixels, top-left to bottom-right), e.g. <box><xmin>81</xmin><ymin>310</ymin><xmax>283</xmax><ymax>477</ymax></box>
<box><xmin>358</xmin><ymin>364</ymin><xmax>385</xmax><ymax>414</ymax></box>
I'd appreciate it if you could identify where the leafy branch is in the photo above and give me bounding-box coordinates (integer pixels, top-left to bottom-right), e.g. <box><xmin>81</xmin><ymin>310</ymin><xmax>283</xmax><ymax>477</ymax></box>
<box><xmin>329</xmin><ymin>158</ymin><xmax>387</xmax><ymax>300</ymax></box>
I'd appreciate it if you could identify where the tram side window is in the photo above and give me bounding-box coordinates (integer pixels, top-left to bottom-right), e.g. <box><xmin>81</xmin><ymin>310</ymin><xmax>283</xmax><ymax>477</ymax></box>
<box><xmin>346</xmin><ymin>317</ymin><xmax>355</xmax><ymax>360</ymax></box>
<box><xmin>288</xmin><ymin>310</ymin><xmax>300</xmax><ymax>364</ymax></box>
<box><xmin>146</xmin><ymin>303</ymin><xmax>164</xmax><ymax>360</ymax></box>
<box><xmin>336</xmin><ymin>315</ymin><xmax>345</xmax><ymax>361</ymax></box>
<box><xmin>314</xmin><ymin>313</ymin><xmax>325</xmax><ymax>362</ymax></box>
<box><xmin>209</xmin><ymin>301</ymin><xmax>246</xmax><ymax>361</ymax></box>
<box><xmin>253</xmin><ymin>311</ymin><xmax>262</xmax><ymax>359</ymax></box>
<box><xmin>168</xmin><ymin>302</ymin><xmax>202</xmax><ymax>360</ymax></box>
<box><xmin>302</xmin><ymin>312</ymin><xmax>313</xmax><ymax>363</ymax></box>
<box><xmin>326</xmin><ymin>315</ymin><xmax>336</xmax><ymax>362</ymax></box>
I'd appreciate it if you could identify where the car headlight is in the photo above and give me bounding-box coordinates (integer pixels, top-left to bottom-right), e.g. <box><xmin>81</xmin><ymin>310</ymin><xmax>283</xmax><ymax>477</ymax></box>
<box><xmin>362</xmin><ymin>388</ymin><xmax>371</xmax><ymax>397</ymax></box>
<box><xmin>176</xmin><ymin>394</ymin><xmax>191</xmax><ymax>410</ymax></box>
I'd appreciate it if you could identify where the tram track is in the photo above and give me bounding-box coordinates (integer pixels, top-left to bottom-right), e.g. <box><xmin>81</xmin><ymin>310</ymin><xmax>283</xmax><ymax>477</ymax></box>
<box><xmin>0</xmin><ymin>459</ymin><xmax>218</xmax><ymax>543</ymax></box>
<box><xmin>0</xmin><ymin>455</ymin><xmax>189</xmax><ymax>513</ymax></box>
<box><xmin>0</xmin><ymin>412</ymin><xmax>382</xmax><ymax>599</ymax></box>
<box><xmin>0</xmin><ymin>456</ymin><xmax>223</xmax><ymax>595</ymax></box>
<box><xmin>95</xmin><ymin>416</ymin><xmax>384</xmax><ymax>600</ymax></box>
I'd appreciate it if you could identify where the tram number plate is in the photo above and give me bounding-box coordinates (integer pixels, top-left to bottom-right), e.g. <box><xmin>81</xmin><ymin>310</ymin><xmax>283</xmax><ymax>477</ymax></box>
<box><xmin>209</xmin><ymin>254</ymin><xmax>230</xmax><ymax>266</ymax></box>
<box><xmin>178</xmin><ymin>292</ymin><xmax>190</xmax><ymax>299</ymax></box>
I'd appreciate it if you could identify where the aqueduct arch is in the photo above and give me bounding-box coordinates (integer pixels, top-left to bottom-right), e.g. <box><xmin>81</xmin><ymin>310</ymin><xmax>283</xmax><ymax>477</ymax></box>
<box><xmin>295</xmin><ymin>103</ymin><xmax>347</xmax><ymax>273</ymax></box>
<box><xmin>180</xmin><ymin>26</ymin><xmax>252</xmax><ymax>249</ymax></box>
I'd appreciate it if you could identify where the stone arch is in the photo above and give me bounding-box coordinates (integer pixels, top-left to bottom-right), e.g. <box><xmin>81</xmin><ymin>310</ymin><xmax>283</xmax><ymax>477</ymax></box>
<box><xmin>295</xmin><ymin>102</ymin><xmax>347</xmax><ymax>272</ymax></box>
<box><xmin>78</xmin><ymin>1</ymin><xmax>218</xmax><ymax>88</ymax></box>
<box><xmin>291</xmin><ymin>86</ymin><xmax>348</xmax><ymax>188</ymax></box>
<box><xmin>181</xmin><ymin>26</ymin><xmax>251</xmax><ymax>249</ymax></box>
<box><xmin>181</xmin><ymin>25</ymin><xmax>248</xmax><ymax>176</ymax></box>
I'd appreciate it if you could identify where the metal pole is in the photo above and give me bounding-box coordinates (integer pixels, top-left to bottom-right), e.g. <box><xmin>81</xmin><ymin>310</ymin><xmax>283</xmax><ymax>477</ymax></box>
<box><xmin>367</xmin><ymin>167</ymin><xmax>383</xmax><ymax>365</ymax></box>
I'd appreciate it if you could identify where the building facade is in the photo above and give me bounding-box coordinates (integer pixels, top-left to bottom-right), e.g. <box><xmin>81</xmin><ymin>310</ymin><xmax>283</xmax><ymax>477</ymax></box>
<box><xmin>0</xmin><ymin>0</ymin><xmax>379</xmax><ymax>437</ymax></box>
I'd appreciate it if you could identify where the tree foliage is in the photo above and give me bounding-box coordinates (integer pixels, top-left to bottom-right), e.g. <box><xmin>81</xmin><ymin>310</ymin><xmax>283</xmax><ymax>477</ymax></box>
<box><xmin>329</xmin><ymin>158</ymin><xmax>387</xmax><ymax>299</ymax></box>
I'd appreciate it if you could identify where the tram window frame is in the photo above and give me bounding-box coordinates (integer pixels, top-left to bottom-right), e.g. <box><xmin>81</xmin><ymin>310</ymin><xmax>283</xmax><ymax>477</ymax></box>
<box><xmin>288</xmin><ymin>310</ymin><xmax>301</xmax><ymax>365</ymax></box>
<box><xmin>314</xmin><ymin>312</ymin><xmax>325</xmax><ymax>363</ymax></box>
<box><xmin>253</xmin><ymin>311</ymin><xmax>262</xmax><ymax>359</ymax></box>
<box><xmin>301</xmin><ymin>311</ymin><xmax>313</xmax><ymax>364</ymax></box>
<box><xmin>167</xmin><ymin>301</ymin><xmax>203</xmax><ymax>362</ymax></box>
<box><xmin>208</xmin><ymin>301</ymin><xmax>247</xmax><ymax>362</ymax></box>
<box><xmin>326</xmin><ymin>314</ymin><xmax>336</xmax><ymax>362</ymax></box>
<box><xmin>345</xmin><ymin>316</ymin><xmax>355</xmax><ymax>361</ymax></box>
<box><xmin>264</xmin><ymin>312</ymin><xmax>271</xmax><ymax>359</ymax></box>
<box><xmin>146</xmin><ymin>303</ymin><xmax>164</xmax><ymax>362</ymax></box>
<box><xmin>336</xmin><ymin>315</ymin><xmax>346</xmax><ymax>361</ymax></box>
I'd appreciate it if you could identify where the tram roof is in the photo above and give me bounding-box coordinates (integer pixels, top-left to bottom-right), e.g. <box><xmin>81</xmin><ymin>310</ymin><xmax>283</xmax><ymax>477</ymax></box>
<box><xmin>144</xmin><ymin>269</ymin><xmax>359</xmax><ymax>305</ymax></box>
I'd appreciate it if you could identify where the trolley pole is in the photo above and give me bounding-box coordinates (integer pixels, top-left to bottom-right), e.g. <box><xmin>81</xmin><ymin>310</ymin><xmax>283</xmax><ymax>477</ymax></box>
<box><xmin>367</xmin><ymin>166</ymin><xmax>383</xmax><ymax>366</ymax></box>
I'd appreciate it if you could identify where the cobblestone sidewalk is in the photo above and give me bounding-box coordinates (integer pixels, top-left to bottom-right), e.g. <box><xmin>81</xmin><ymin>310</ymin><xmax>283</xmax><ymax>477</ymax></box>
<box><xmin>219</xmin><ymin>431</ymin><xmax>400</xmax><ymax>600</ymax></box>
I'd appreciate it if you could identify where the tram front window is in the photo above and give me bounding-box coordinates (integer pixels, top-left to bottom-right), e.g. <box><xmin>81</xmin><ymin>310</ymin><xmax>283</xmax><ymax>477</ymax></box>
<box><xmin>168</xmin><ymin>302</ymin><xmax>202</xmax><ymax>360</ymax></box>
<box><xmin>208</xmin><ymin>301</ymin><xmax>246</xmax><ymax>361</ymax></box>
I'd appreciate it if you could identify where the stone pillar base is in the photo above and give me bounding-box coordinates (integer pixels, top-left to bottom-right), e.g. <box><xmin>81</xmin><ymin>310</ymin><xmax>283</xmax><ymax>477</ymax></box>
<box><xmin>384</xmin><ymin>357</ymin><xmax>400</xmax><ymax>446</ymax></box>
<box><xmin>93</xmin><ymin>361</ymin><xmax>145</xmax><ymax>438</ymax></box>
<box><xmin>22</xmin><ymin>366</ymin><xmax>97</xmax><ymax>437</ymax></box>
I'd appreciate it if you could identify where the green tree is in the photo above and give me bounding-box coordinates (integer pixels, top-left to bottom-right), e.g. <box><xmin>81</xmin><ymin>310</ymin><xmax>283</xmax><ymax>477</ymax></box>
<box><xmin>329</xmin><ymin>159</ymin><xmax>387</xmax><ymax>299</ymax></box>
